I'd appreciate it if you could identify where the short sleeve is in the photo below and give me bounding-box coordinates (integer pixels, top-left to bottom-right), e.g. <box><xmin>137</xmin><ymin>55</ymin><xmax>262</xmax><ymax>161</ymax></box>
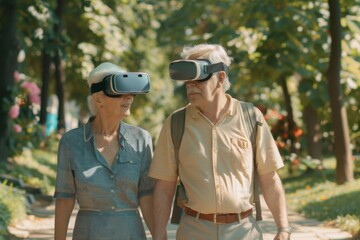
<box><xmin>54</xmin><ymin>136</ymin><xmax>76</xmax><ymax>199</ymax></box>
<box><xmin>148</xmin><ymin>116</ymin><xmax>178</xmax><ymax>181</ymax></box>
<box><xmin>255</xmin><ymin>108</ymin><xmax>284</xmax><ymax>175</ymax></box>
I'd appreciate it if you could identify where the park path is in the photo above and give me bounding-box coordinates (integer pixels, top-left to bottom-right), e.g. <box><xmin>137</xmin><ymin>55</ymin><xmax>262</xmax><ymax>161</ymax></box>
<box><xmin>8</xmin><ymin>195</ymin><xmax>353</xmax><ymax>240</ymax></box>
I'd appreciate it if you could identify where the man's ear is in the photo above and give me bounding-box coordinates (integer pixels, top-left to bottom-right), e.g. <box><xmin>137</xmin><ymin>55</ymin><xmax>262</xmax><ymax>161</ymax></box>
<box><xmin>217</xmin><ymin>71</ymin><xmax>226</xmax><ymax>83</ymax></box>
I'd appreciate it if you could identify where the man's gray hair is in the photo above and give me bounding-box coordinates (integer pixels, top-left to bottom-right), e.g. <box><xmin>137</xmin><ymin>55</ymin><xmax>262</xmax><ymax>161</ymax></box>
<box><xmin>181</xmin><ymin>44</ymin><xmax>232</xmax><ymax>92</ymax></box>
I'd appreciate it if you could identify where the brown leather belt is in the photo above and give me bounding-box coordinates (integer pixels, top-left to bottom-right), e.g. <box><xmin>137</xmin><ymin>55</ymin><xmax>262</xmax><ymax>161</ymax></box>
<box><xmin>184</xmin><ymin>207</ymin><xmax>253</xmax><ymax>224</ymax></box>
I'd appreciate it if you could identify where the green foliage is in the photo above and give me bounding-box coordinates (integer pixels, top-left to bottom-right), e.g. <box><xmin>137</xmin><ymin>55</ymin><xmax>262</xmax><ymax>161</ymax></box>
<box><xmin>0</xmin><ymin>184</ymin><xmax>27</xmax><ymax>238</ymax></box>
<box><xmin>153</xmin><ymin>0</ymin><xmax>359</xmax><ymax>159</ymax></box>
<box><xmin>0</xmin><ymin>202</ymin><xmax>10</xmax><ymax>237</ymax></box>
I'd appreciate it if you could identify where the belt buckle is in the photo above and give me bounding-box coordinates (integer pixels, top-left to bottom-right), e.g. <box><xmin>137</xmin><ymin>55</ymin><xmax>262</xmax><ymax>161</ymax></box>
<box><xmin>214</xmin><ymin>214</ymin><xmax>224</xmax><ymax>224</ymax></box>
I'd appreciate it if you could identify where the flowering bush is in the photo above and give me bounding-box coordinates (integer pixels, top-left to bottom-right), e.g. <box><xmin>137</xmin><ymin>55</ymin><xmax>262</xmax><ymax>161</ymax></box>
<box><xmin>266</xmin><ymin>110</ymin><xmax>304</xmax><ymax>175</ymax></box>
<box><xmin>2</xmin><ymin>71</ymin><xmax>43</xmax><ymax>156</ymax></box>
<box><xmin>271</xmin><ymin>114</ymin><xmax>303</xmax><ymax>156</ymax></box>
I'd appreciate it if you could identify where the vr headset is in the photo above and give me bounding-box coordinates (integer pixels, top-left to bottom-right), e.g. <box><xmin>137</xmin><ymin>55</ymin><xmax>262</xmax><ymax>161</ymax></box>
<box><xmin>90</xmin><ymin>72</ymin><xmax>150</xmax><ymax>97</ymax></box>
<box><xmin>169</xmin><ymin>59</ymin><xmax>229</xmax><ymax>81</ymax></box>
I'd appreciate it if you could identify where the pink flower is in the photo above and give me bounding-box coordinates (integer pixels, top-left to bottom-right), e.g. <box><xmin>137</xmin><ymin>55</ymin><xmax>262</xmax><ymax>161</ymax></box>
<box><xmin>8</xmin><ymin>104</ymin><xmax>20</xmax><ymax>119</ymax></box>
<box><xmin>21</xmin><ymin>81</ymin><xmax>41</xmax><ymax>95</ymax></box>
<box><xmin>13</xmin><ymin>71</ymin><xmax>21</xmax><ymax>82</ymax></box>
<box><xmin>29</xmin><ymin>94</ymin><xmax>41</xmax><ymax>105</ymax></box>
<box><xmin>13</xmin><ymin>124</ymin><xmax>22</xmax><ymax>133</ymax></box>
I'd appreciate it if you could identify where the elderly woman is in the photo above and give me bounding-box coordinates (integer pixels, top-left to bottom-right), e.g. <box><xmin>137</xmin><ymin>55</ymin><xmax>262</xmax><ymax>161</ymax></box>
<box><xmin>54</xmin><ymin>62</ymin><xmax>155</xmax><ymax>239</ymax></box>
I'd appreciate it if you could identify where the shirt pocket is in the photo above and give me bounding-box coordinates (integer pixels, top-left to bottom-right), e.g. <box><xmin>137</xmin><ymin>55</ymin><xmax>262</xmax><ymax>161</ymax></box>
<box><xmin>230</xmin><ymin>137</ymin><xmax>253</xmax><ymax>171</ymax></box>
<box><xmin>116</xmin><ymin>158</ymin><xmax>140</xmax><ymax>185</ymax></box>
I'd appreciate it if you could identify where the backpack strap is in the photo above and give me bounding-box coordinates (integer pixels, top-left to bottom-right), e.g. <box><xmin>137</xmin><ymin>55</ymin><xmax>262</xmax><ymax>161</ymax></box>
<box><xmin>170</xmin><ymin>107</ymin><xmax>186</xmax><ymax>224</ymax></box>
<box><xmin>171</xmin><ymin>108</ymin><xmax>186</xmax><ymax>163</ymax></box>
<box><xmin>239</xmin><ymin>101</ymin><xmax>263</xmax><ymax>221</ymax></box>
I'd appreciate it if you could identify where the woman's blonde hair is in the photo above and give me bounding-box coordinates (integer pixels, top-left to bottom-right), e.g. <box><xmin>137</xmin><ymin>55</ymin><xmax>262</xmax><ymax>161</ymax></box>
<box><xmin>86</xmin><ymin>62</ymin><xmax>125</xmax><ymax>115</ymax></box>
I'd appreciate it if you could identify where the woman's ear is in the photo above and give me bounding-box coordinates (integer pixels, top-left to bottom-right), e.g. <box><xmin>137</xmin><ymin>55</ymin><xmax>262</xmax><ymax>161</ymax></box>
<box><xmin>92</xmin><ymin>93</ymin><xmax>104</xmax><ymax>108</ymax></box>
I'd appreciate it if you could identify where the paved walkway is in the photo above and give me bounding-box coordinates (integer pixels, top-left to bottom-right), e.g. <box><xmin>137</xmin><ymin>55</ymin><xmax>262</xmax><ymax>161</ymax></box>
<box><xmin>8</xmin><ymin>195</ymin><xmax>353</xmax><ymax>240</ymax></box>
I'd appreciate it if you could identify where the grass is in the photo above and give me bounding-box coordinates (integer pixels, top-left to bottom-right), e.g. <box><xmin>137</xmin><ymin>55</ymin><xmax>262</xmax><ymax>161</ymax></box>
<box><xmin>1</xmin><ymin>139</ymin><xmax>58</xmax><ymax>195</ymax></box>
<box><xmin>281</xmin><ymin>157</ymin><xmax>360</xmax><ymax>237</ymax></box>
<box><xmin>0</xmin><ymin>137</ymin><xmax>58</xmax><ymax>239</ymax></box>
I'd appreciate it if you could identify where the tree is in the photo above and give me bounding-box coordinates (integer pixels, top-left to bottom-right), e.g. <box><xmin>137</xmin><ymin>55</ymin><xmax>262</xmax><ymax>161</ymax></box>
<box><xmin>54</xmin><ymin>0</ymin><xmax>66</xmax><ymax>132</ymax></box>
<box><xmin>303</xmin><ymin>103</ymin><xmax>323</xmax><ymax>160</ymax></box>
<box><xmin>0</xmin><ymin>0</ymin><xmax>20</xmax><ymax>162</ymax></box>
<box><xmin>326</xmin><ymin>0</ymin><xmax>353</xmax><ymax>184</ymax></box>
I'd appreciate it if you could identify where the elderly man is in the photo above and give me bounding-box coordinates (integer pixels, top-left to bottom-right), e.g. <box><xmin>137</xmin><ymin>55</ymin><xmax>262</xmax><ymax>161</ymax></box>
<box><xmin>149</xmin><ymin>44</ymin><xmax>291</xmax><ymax>240</ymax></box>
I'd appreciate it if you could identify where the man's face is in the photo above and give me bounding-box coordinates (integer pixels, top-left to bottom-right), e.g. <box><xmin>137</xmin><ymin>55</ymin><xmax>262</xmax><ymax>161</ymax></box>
<box><xmin>185</xmin><ymin>74</ymin><xmax>219</xmax><ymax>107</ymax></box>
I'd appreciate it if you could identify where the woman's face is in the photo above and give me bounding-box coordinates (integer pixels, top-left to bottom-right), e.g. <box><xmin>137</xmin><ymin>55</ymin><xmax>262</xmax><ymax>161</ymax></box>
<box><xmin>95</xmin><ymin>93</ymin><xmax>135</xmax><ymax>118</ymax></box>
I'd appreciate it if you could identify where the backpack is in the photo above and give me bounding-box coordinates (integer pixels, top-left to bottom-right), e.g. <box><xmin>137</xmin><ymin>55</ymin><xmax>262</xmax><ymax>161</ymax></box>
<box><xmin>170</xmin><ymin>101</ymin><xmax>263</xmax><ymax>224</ymax></box>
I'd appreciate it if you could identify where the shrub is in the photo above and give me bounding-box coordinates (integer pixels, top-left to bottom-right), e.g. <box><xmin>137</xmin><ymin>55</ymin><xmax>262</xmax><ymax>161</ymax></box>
<box><xmin>0</xmin><ymin>183</ymin><xmax>27</xmax><ymax>238</ymax></box>
<box><xmin>2</xmin><ymin>71</ymin><xmax>43</xmax><ymax>157</ymax></box>
<box><xmin>336</xmin><ymin>215</ymin><xmax>360</xmax><ymax>237</ymax></box>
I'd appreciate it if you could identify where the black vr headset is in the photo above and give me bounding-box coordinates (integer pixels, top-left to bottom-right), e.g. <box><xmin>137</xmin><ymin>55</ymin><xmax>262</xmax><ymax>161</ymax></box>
<box><xmin>90</xmin><ymin>72</ymin><xmax>150</xmax><ymax>97</ymax></box>
<box><xmin>169</xmin><ymin>59</ymin><xmax>229</xmax><ymax>81</ymax></box>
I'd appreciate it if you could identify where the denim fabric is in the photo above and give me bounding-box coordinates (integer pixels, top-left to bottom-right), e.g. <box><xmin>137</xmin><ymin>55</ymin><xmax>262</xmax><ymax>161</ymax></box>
<box><xmin>54</xmin><ymin>119</ymin><xmax>155</xmax><ymax>239</ymax></box>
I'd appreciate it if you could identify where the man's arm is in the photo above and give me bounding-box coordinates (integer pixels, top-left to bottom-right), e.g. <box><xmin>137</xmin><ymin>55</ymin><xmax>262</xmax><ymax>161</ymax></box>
<box><xmin>139</xmin><ymin>194</ymin><xmax>154</xmax><ymax>236</ymax></box>
<box><xmin>259</xmin><ymin>171</ymin><xmax>290</xmax><ymax>240</ymax></box>
<box><xmin>153</xmin><ymin>179</ymin><xmax>177</xmax><ymax>240</ymax></box>
<box><xmin>54</xmin><ymin>198</ymin><xmax>75</xmax><ymax>240</ymax></box>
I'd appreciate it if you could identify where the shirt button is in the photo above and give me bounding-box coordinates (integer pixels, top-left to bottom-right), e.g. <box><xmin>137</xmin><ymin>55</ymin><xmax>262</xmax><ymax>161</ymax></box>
<box><xmin>110</xmin><ymin>175</ymin><xmax>114</xmax><ymax>179</ymax></box>
<box><xmin>111</xmin><ymin>189</ymin><xmax>114</xmax><ymax>193</ymax></box>
<box><xmin>111</xmin><ymin>206</ymin><xmax>115</xmax><ymax>210</ymax></box>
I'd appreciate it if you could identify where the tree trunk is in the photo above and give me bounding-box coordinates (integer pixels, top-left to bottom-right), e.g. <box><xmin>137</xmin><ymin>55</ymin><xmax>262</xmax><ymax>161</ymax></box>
<box><xmin>54</xmin><ymin>54</ymin><xmax>66</xmax><ymax>132</ymax></box>
<box><xmin>303</xmin><ymin>104</ymin><xmax>323</xmax><ymax>160</ymax></box>
<box><xmin>0</xmin><ymin>0</ymin><xmax>20</xmax><ymax>162</ymax></box>
<box><xmin>54</xmin><ymin>0</ymin><xmax>66</xmax><ymax>133</ymax></box>
<box><xmin>327</xmin><ymin>0</ymin><xmax>353</xmax><ymax>184</ymax></box>
<box><xmin>279</xmin><ymin>76</ymin><xmax>297</xmax><ymax>154</ymax></box>
<box><xmin>39</xmin><ymin>49</ymin><xmax>52</xmax><ymax>126</ymax></box>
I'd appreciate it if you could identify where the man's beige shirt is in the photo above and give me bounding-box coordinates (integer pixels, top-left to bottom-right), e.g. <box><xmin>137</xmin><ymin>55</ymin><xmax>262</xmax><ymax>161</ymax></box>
<box><xmin>149</xmin><ymin>95</ymin><xmax>284</xmax><ymax>214</ymax></box>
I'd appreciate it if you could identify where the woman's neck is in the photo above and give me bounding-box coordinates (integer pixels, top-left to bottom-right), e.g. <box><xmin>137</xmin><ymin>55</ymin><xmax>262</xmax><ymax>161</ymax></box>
<box><xmin>91</xmin><ymin>115</ymin><xmax>120</xmax><ymax>137</ymax></box>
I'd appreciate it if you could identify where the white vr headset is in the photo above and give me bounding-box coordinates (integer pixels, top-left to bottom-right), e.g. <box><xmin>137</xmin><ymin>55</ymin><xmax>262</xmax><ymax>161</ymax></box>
<box><xmin>169</xmin><ymin>59</ymin><xmax>229</xmax><ymax>81</ymax></box>
<box><xmin>90</xmin><ymin>72</ymin><xmax>150</xmax><ymax>97</ymax></box>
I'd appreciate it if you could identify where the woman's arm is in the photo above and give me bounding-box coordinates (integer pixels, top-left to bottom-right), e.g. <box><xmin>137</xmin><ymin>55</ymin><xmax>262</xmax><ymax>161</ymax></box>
<box><xmin>55</xmin><ymin>198</ymin><xmax>75</xmax><ymax>240</ymax></box>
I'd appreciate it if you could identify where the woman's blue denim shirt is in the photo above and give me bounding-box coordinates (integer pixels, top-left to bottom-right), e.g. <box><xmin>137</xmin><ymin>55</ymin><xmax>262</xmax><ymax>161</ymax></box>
<box><xmin>54</xmin><ymin>120</ymin><xmax>155</xmax><ymax>210</ymax></box>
